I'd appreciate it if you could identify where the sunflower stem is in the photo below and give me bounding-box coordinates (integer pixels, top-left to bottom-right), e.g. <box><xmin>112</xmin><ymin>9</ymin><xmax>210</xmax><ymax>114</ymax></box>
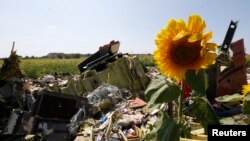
<box><xmin>178</xmin><ymin>80</ymin><xmax>185</xmax><ymax>123</ymax></box>
<box><xmin>167</xmin><ymin>102</ymin><xmax>173</xmax><ymax>118</ymax></box>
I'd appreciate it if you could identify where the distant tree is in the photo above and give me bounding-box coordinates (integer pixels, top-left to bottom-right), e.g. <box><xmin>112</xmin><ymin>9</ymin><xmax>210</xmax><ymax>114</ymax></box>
<box><xmin>58</xmin><ymin>54</ymin><xmax>63</xmax><ymax>59</ymax></box>
<box><xmin>65</xmin><ymin>55</ymin><xmax>70</xmax><ymax>59</ymax></box>
<box><xmin>73</xmin><ymin>53</ymin><xmax>81</xmax><ymax>58</ymax></box>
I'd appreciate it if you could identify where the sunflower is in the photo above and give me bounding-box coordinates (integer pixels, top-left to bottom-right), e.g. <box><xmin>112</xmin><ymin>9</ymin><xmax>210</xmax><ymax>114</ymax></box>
<box><xmin>154</xmin><ymin>15</ymin><xmax>217</xmax><ymax>80</ymax></box>
<box><xmin>242</xmin><ymin>84</ymin><xmax>250</xmax><ymax>96</ymax></box>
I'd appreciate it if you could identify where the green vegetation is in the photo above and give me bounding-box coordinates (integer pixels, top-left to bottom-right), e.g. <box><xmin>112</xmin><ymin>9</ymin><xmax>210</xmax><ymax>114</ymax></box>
<box><xmin>0</xmin><ymin>58</ymin><xmax>84</xmax><ymax>78</ymax></box>
<box><xmin>138</xmin><ymin>54</ymin><xmax>155</xmax><ymax>67</ymax></box>
<box><xmin>20</xmin><ymin>58</ymin><xmax>84</xmax><ymax>78</ymax></box>
<box><xmin>246</xmin><ymin>54</ymin><xmax>250</xmax><ymax>67</ymax></box>
<box><xmin>2</xmin><ymin>54</ymin><xmax>250</xmax><ymax>79</ymax></box>
<box><xmin>0</xmin><ymin>54</ymin><xmax>155</xmax><ymax>79</ymax></box>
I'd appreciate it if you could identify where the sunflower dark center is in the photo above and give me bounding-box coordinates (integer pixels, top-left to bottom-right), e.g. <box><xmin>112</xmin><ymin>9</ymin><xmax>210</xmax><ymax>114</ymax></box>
<box><xmin>171</xmin><ymin>42</ymin><xmax>201</xmax><ymax>65</ymax></box>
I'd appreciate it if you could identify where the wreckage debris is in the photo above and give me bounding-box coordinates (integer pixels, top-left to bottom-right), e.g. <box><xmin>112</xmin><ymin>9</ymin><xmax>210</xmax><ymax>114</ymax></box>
<box><xmin>128</xmin><ymin>98</ymin><xmax>147</xmax><ymax>109</ymax></box>
<box><xmin>0</xmin><ymin>42</ymin><xmax>24</xmax><ymax>82</ymax></box>
<box><xmin>0</xmin><ymin>41</ymin><xmax>152</xmax><ymax>141</ymax></box>
<box><xmin>217</xmin><ymin>39</ymin><xmax>247</xmax><ymax>97</ymax></box>
<box><xmin>0</xmin><ymin>36</ymin><xmax>250</xmax><ymax>141</ymax></box>
<box><xmin>78</xmin><ymin>40</ymin><xmax>120</xmax><ymax>73</ymax></box>
<box><xmin>206</xmin><ymin>21</ymin><xmax>248</xmax><ymax>103</ymax></box>
<box><xmin>0</xmin><ymin>42</ymin><xmax>26</xmax><ymax>136</ymax></box>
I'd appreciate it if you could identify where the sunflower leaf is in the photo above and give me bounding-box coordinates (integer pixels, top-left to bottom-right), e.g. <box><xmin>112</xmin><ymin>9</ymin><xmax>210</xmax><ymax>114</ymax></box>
<box><xmin>145</xmin><ymin>75</ymin><xmax>169</xmax><ymax>101</ymax></box>
<box><xmin>185</xmin><ymin>69</ymin><xmax>208</xmax><ymax>95</ymax></box>
<box><xmin>147</xmin><ymin>83</ymin><xmax>181</xmax><ymax>107</ymax></box>
<box><xmin>189</xmin><ymin>97</ymin><xmax>219</xmax><ymax>134</ymax></box>
<box><xmin>142</xmin><ymin>111</ymin><xmax>179</xmax><ymax>141</ymax></box>
<box><xmin>155</xmin><ymin>84</ymin><xmax>181</xmax><ymax>103</ymax></box>
<box><xmin>215</xmin><ymin>93</ymin><xmax>243</xmax><ymax>103</ymax></box>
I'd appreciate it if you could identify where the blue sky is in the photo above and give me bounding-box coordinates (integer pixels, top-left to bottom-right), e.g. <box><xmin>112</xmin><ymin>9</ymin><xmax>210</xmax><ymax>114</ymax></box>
<box><xmin>0</xmin><ymin>0</ymin><xmax>249</xmax><ymax>58</ymax></box>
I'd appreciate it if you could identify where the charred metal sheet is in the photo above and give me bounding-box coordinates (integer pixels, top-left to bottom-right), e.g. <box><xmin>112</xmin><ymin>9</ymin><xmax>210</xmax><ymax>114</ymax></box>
<box><xmin>217</xmin><ymin>21</ymin><xmax>238</xmax><ymax>64</ymax></box>
<box><xmin>78</xmin><ymin>40</ymin><xmax>120</xmax><ymax>73</ymax></box>
<box><xmin>31</xmin><ymin>117</ymin><xmax>70</xmax><ymax>141</ymax></box>
<box><xmin>32</xmin><ymin>91</ymin><xmax>92</xmax><ymax>121</ymax></box>
<box><xmin>4</xmin><ymin>109</ymin><xmax>32</xmax><ymax>135</ymax></box>
<box><xmin>220</xmin><ymin>21</ymin><xmax>238</xmax><ymax>53</ymax></box>
<box><xmin>217</xmin><ymin>39</ymin><xmax>247</xmax><ymax>97</ymax></box>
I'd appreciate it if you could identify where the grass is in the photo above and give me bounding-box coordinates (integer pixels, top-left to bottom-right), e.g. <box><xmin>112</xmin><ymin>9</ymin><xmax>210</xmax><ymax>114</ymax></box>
<box><xmin>138</xmin><ymin>54</ymin><xmax>155</xmax><ymax>67</ymax></box>
<box><xmin>20</xmin><ymin>58</ymin><xmax>84</xmax><ymax>78</ymax></box>
<box><xmin>0</xmin><ymin>54</ymin><xmax>155</xmax><ymax>79</ymax></box>
<box><xmin>2</xmin><ymin>53</ymin><xmax>250</xmax><ymax>79</ymax></box>
<box><xmin>0</xmin><ymin>58</ymin><xmax>84</xmax><ymax>78</ymax></box>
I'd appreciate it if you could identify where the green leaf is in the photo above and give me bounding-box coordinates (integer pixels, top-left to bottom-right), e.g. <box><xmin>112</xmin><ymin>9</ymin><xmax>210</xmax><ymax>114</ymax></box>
<box><xmin>179</xmin><ymin>119</ymin><xmax>191</xmax><ymax>138</ymax></box>
<box><xmin>143</xmin><ymin>111</ymin><xmax>179</xmax><ymax>141</ymax></box>
<box><xmin>215</xmin><ymin>93</ymin><xmax>243</xmax><ymax>103</ymax></box>
<box><xmin>155</xmin><ymin>84</ymin><xmax>181</xmax><ymax>103</ymax></box>
<box><xmin>219</xmin><ymin>117</ymin><xmax>235</xmax><ymax>125</ymax></box>
<box><xmin>243</xmin><ymin>94</ymin><xmax>250</xmax><ymax>114</ymax></box>
<box><xmin>147</xmin><ymin>83</ymin><xmax>181</xmax><ymax>107</ymax></box>
<box><xmin>189</xmin><ymin>97</ymin><xmax>219</xmax><ymax>134</ymax></box>
<box><xmin>244</xmin><ymin>94</ymin><xmax>250</xmax><ymax>101</ymax></box>
<box><xmin>145</xmin><ymin>75</ymin><xmax>168</xmax><ymax>101</ymax></box>
<box><xmin>185</xmin><ymin>69</ymin><xmax>208</xmax><ymax>95</ymax></box>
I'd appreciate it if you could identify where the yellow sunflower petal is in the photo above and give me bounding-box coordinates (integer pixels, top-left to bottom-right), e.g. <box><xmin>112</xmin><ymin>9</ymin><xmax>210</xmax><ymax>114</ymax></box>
<box><xmin>156</xmin><ymin>30</ymin><xmax>164</xmax><ymax>38</ymax></box>
<box><xmin>200</xmin><ymin>47</ymin><xmax>207</xmax><ymax>57</ymax></box>
<box><xmin>167</xmin><ymin>19</ymin><xmax>178</xmax><ymax>37</ymax></box>
<box><xmin>176</xmin><ymin>19</ymin><xmax>187</xmax><ymax>31</ymax></box>
<box><xmin>201</xmin><ymin>40</ymin><xmax>206</xmax><ymax>47</ymax></box>
<box><xmin>188</xmin><ymin>33</ymin><xmax>202</xmax><ymax>42</ymax></box>
<box><xmin>157</xmin><ymin>29</ymin><xmax>170</xmax><ymax>40</ymax></box>
<box><xmin>202</xmin><ymin>32</ymin><xmax>213</xmax><ymax>41</ymax></box>
<box><xmin>206</xmin><ymin>43</ymin><xmax>217</xmax><ymax>51</ymax></box>
<box><xmin>173</xmin><ymin>30</ymin><xmax>189</xmax><ymax>41</ymax></box>
<box><xmin>167</xmin><ymin>19</ymin><xmax>177</xmax><ymax>29</ymax></box>
<box><xmin>154</xmin><ymin>14</ymin><xmax>217</xmax><ymax>80</ymax></box>
<box><xmin>188</xmin><ymin>15</ymin><xmax>206</xmax><ymax>34</ymax></box>
<box><xmin>242</xmin><ymin>84</ymin><xmax>250</xmax><ymax>96</ymax></box>
<box><xmin>204</xmin><ymin>52</ymin><xmax>217</xmax><ymax>65</ymax></box>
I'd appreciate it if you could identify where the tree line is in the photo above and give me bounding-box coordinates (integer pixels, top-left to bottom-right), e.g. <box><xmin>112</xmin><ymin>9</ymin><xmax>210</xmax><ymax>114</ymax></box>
<box><xmin>22</xmin><ymin>53</ymin><xmax>91</xmax><ymax>59</ymax></box>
